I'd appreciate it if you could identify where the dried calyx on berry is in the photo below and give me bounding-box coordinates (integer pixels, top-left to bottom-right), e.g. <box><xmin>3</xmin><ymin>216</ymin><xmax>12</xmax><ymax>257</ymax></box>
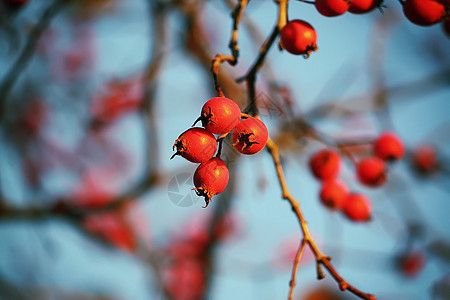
<box><xmin>193</xmin><ymin>158</ymin><xmax>229</xmax><ymax>208</ymax></box>
<box><xmin>171</xmin><ymin>128</ymin><xmax>217</xmax><ymax>163</ymax></box>
<box><xmin>193</xmin><ymin>97</ymin><xmax>241</xmax><ymax>135</ymax></box>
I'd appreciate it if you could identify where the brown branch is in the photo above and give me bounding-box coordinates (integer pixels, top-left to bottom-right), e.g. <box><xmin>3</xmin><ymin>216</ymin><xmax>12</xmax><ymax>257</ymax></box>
<box><xmin>0</xmin><ymin>0</ymin><xmax>67</xmax><ymax>121</ymax></box>
<box><xmin>288</xmin><ymin>238</ymin><xmax>307</xmax><ymax>300</ymax></box>
<box><xmin>265</xmin><ymin>137</ymin><xmax>376</xmax><ymax>300</ymax></box>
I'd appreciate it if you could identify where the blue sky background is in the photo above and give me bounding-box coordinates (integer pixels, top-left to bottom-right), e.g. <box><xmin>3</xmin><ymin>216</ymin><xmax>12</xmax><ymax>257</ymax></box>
<box><xmin>0</xmin><ymin>0</ymin><xmax>449</xmax><ymax>299</ymax></box>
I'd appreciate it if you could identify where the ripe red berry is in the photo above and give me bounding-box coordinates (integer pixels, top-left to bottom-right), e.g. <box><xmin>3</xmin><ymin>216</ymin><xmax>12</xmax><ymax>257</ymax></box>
<box><xmin>412</xmin><ymin>144</ymin><xmax>438</xmax><ymax>173</ymax></box>
<box><xmin>194</xmin><ymin>97</ymin><xmax>241</xmax><ymax>135</ymax></box>
<box><xmin>171</xmin><ymin>128</ymin><xmax>217</xmax><ymax>163</ymax></box>
<box><xmin>343</xmin><ymin>193</ymin><xmax>372</xmax><ymax>222</ymax></box>
<box><xmin>232</xmin><ymin>118</ymin><xmax>268</xmax><ymax>155</ymax></box>
<box><xmin>348</xmin><ymin>0</ymin><xmax>382</xmax><ymax>14</ymax></box>
<box><xmin>403</xmin><ymin>0</ymin><xmax>445</xmax><ymax>26</ymax></box>
<box><xmin>315</xmin><ymin>0</ymin><xmax>351</xmax><ymax>17</ymax></box>
<box><xmin>309</xmin><ymin>149</ymin><xmax>341</xmax><ymax>181</ymax></box>
<box><xmin>193</xmin><ymin>158</ymin><xmax>229</xmax><ymax>207</ymax></box>
<box><xmin>357</xmin><ymin>157</ymin><xmax>387</xmax><ymax>187</ymax></box>
<box><xmin>319</xmin><ymin>180</ymin><xmax>349</xmax><ymax>210</ymax></box>
<box><xmin>374</xmin><ymin>132</ymin><xmax>405</xmax><ymax>161</ymax></box>
<box><xmin>280</xmin><ymin>20</ymin><xmax>318</xmax><ymax>57</ymax></box>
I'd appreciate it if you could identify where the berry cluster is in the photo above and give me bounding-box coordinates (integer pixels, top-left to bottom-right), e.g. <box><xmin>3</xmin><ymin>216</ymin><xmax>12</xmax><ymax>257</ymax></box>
<box><xmin>171</xmin><ymin>97</ymin><xmax>268</xmax><ymax>207</ymax></box>
<box><xmin>279</xmin><ymin>0</ymin><xmax>449</xmax><ymax>59</ymax></box>
<box><xmin>310</xmin><ymin>132</ymin><xmax>404</xmax><ymax>222</ymax></box>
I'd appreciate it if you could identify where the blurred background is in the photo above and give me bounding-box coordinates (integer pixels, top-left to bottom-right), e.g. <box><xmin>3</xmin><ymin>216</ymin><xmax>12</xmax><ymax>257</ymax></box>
<box><xmin>0</xmin><ymin>0</ymin><xmax>449</xmax><ymax>299</ymax></box>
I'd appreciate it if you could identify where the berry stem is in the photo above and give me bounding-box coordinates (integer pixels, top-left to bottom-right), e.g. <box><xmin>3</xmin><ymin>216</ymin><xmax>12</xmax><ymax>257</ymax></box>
<box><xmin>265</xmin><ymin>137</ymin><xmax>376</xmax><ymax>300</ymax></box>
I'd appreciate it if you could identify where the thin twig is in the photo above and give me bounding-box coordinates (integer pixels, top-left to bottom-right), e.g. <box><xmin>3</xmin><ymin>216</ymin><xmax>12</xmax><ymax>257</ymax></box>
<box><xmin>265</xmin><ymin>137</ymin><xmax>376</xmax><ymax>300</ymax></box>
<box><xmin>0</xmin><ymin>0</ymin><xmax>66</xmax><ymax>121</ymax></box>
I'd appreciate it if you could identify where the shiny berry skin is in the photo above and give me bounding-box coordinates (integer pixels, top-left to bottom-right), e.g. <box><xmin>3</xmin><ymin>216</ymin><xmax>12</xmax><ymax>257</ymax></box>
<box><xmin>319</xmin><ymin>180</ymin><xmax>349</xmax><ymax>210</ymax></box>
<box><xmin>349</xmin><ymin>0</ymin><xmax>382</xmax><ymax>14</ymax></box>
<box><xmin>412</xmin><ymin>144</ymin><xmax>438</xmax><ymax>173</ymax></box>
<box><xmin>343</xmin><ymin>193</ymin><xmax>372</xmax><ymax>222</ymax></box>
<box><xmin>171</xmin><ymin>128</ymin><xmax>217</xmax><ymax>163</ymax></box>
<box><xmin>403</xmin><ymin>0</ymin><xmax>445</xmax><ymax>26</ymax></box>
<box><xmin>374</xmin><ymin>132</ymin><xmax>405</xmax><ymax>161</ymax></box>
<box><xmin>309</xmin><ymin>149</ymin><xmax>341</xmax><ymax>181</ymax></box>
<box><xmin>315</xmin><ymin>0</ymin><xmax>351</xmax><ymax>17</ymax></box>
<box><xmin>193</xmin><ymin>158</ymin><xmax>229</xmax><ymax>207</ymax></box>
<box><xmin>232</xmin><ymin>118</ymin><xmax>268</xmax><ymax>155</ymax></box>
<box><xmin>280</xmin><ymin>20</ymin><xmax>318</xmax><ymax>57</ymax></box>
<box><xmin>194</xmin><ymin>97</ymin><xmax>241</xmax><ymax>135</ymax></box>
<box><xmin>357</xmin><ymin>157</ymin><xmax>387</xmax><ymax>187</ymax></box>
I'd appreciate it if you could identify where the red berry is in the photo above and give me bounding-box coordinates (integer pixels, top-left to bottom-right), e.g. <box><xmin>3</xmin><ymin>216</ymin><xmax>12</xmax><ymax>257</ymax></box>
<box><xmin>193</xmin><ymin>158</ymin><xmax>229</xmax><ymax>207</ymax></box>
<box><xmin>315</xmin><ymin>0</ymin><xmax>351</xmax><ymax>17</ymax></box>
<box><xmin>397</xmin><ymin>251</ymin><xmax>426</xmax><ymax>277</ymax></box>
<box><xmin>343</xmin><ymin>193</ymin><xmax>372</xmax><ymax>222</ymax></box>
<box><xmin>309</xmin><ymin>149</ymin><xmax>341</xmax><ymax>181</ymax></box>
<box><xmin>403</xmin><ymin>0</ymin><xmax>445</xmax><ymax>26</ymax></box>
<box><xmin>280</xmin><ymin>20</ymin><xmax>318</xmax><ymax>57</ymax></box>
<box><xmin>319</xmin><ymin>180</ymin><xmax>349</xmax><ymax>210</ymax></box>
<box><xmin>232</xmin><ymin>118</ymin><xmax>268</xmax><ymax>155</ymax></box>
<box><xmin>172</xmin><ymin>128</ymin><xmax>217</xmax><ymax>163</ymax></box>
<box><xmin>357</xmin><ymin>157</ymin><xmax>387</xmax><ymax>187</ymax></box>
<box><xmin>349</xmin><ymin>0</ymin><xmax>382</xmax><ymax>14</ymax></box>
<box><xmin>412</xmin><ymin>144</ymin><xmax>438</xmax><ymax>173</ymax></box>
<box><xmin>374</xmin><ymin>132</ymin><xmax>405</xmax><ymax>161</ymax></box>
<box><xmin>194</xmin><ymin>97</ymin><xmax>241</xmax><ymax>135</ymax></box>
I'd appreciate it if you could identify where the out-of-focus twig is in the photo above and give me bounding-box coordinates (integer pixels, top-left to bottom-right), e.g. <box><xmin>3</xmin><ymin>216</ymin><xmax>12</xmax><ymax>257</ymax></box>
<box><xmin>0</xmin><ymin>0</ymin><xmax>67</xmax><ymax>121</ymax></box>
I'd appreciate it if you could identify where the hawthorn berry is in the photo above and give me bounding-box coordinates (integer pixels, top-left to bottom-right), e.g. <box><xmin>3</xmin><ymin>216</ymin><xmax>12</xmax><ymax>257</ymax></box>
<box><xmin>193</xmin><ymin>97</ymin><xmax>241</xmax><ymax>135</ymax></box>
<box><xmin>309</xmin><ymin>149</ymin><xmax>341</xmax><ymax>181</ymax></box>
<box><xmin>374</xmin><ymin>132</ymin><xmax>405</xmax><ymax>162</ymax></box>
<box><xmin>319</xmin><ymin>180</ymin><xmax>349</xmax><ymax>210</ymax></box>
<box><xmin>412</xmin><ymin>144</ymin><xmax>438</xmax><ymax>173</ymax></box>
<box><xmin>232</xmin><ymin>118</ymin><xmax>268</xmax><ymax>155</ymax></box>
<box><xmin>171</xmin><ymin>128</ymin><xmax>217</xmax><ymax>163</ymax></box>
<box><xmin>280</xmin><ymin>20</ymin><xmax>318</xmax><ymax>57</ymax></box>
<box><xmin>315</xmin><ymin>0</ymin><xmax>351</xmax><ymax>17</ymax></box>
<box><xmin>343</xmin><ymin>193</ymin><xmax>372</xmax><ymax>222</ymax></box>
<box><xmin>403</xmin><ymin>0</ymin><xmax>445</xmax><ymax>26</ymax></box>
<box><xmin>348</xmin><ymin>0</ymin><xmax>382</xmax><ymax>14</ymax></box>
<box><xmin>193</xmin><ymin>157</ymin><xmax>229</xmax><ymax>207</ymax></box>
<box><xmin>357</xmin><ymin>157</ymin><xmax>387</xmax><ymax>187</ymax></box>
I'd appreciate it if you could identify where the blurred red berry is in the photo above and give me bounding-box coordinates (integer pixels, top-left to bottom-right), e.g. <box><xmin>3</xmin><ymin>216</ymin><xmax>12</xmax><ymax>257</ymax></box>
<box><xmin>343</xmin><ymin>193</ymin><xmax>372</xmax><ymax>222</ymax></box>
<box><xmin>232</xmin><ymin>118</ymin><xmax>269</xmax><ymax>155</ymax></box>
<box><xmin>280</xmin><ymin>20</ymin><xmax>318</xmax><ymax>57</ymax></box>
<box><xmin>163</xmin><ymin>259</ymin><xmax>205</xmax><ymax>300</ymax></box>
<box><xmin>319</xmin><ymin>180</ymin><xmax>349</xmax><ymax>210</ymax></box>
<box><xmin>403</xmin><ymin>0</ymin><xmax>445</xmax><ymax>26</ymax></box>
<box><xmin>374</xmin><ymin>132</ymin><xmax>405</xmax><ymax>161</ymax></box>
<box><xmin>172</xmin><ymin>128</ymin><xmax>217</xmax><ymax>163</ymax></box>
<box><xmin>315</xmin><ymin>0</ymin><xmax>351</xmax><ymax>17</ymax></box>
<box><xmin>193</xmin><ymin>158</ymin><xmax>229</xmax><ymax>207</ymax></box>
<box><xmin>412</xmin><ymin>144</ymin><xmax>438</xmax><ymax>173</ymax></box>
<box><xmin>83</xmin><ymin>211</ymin><xmax>136</xmax><ymax>252</ymax></box>
<box><xmin>397</xmin><ymin>251</ymin><xmax>426</xmax><ymax>277</ymax></box>
<box><xmin>194</xmin><ymin>97</ymin><xmax>241</xmax><ymax>134</ymax></box>
<box><xmin>357</xmin><ymin>157</ymin><xmax>387</xmax><ymax>187</ymax></box>
<box><xmin>309</xmin><ymin>149</ymin><xmax>341</xmax><ymax>181</ymax></box>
